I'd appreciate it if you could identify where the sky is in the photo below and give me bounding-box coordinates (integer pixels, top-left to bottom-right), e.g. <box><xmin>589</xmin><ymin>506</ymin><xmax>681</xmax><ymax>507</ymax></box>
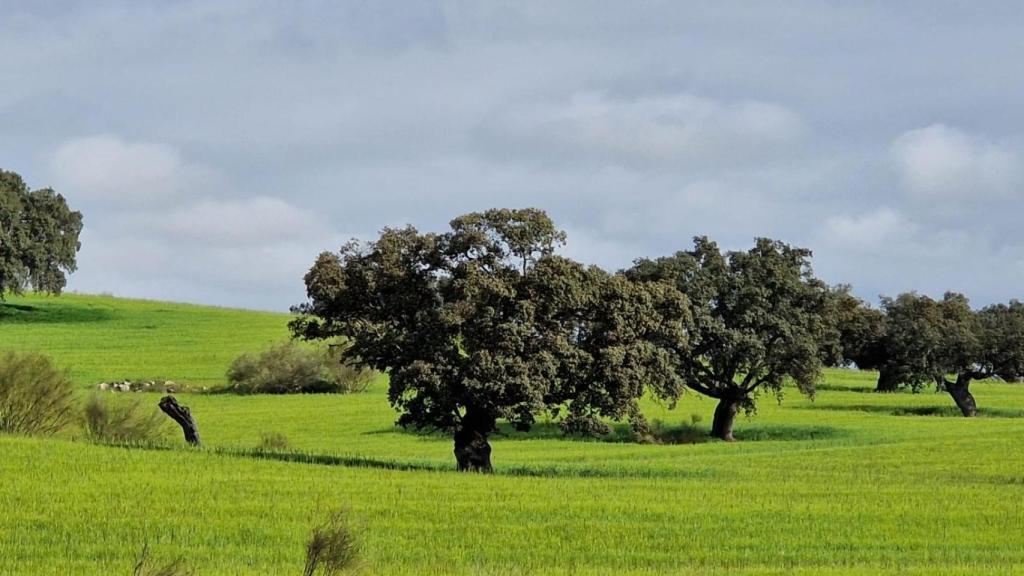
<box><xmin>4</xmin><ymin>1</ymin><xmax>1024</xmax><ymax>311</ymax></box>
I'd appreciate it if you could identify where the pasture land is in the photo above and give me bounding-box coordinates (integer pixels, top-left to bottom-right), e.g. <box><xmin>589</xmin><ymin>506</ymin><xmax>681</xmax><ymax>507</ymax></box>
<box><xmin>2</xmin><ymin>295</ymin><xmax>1024</xmax><ymax>574</ymax></box>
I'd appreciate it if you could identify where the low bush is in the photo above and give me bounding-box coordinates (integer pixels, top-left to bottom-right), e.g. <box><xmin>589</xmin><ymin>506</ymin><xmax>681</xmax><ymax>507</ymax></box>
<box><xmin>256</xmin><ymin>431</ymin><xmax>291</xmax><ymax>452</ymax></box>
<box><xmin>303</xmin><ymin>509</ymin><xmax>361</xmax><ymax>576</ymax></box>
<box><xmin>226</xmin><ymin>341</ymin><xmax>373</xmax><ymax>394</ymax></box>
<box><xmin>82</xmin><ymin>394</ymin><xmax>167</xmax><ymax>444</ymax></box>
<box><xmin>0</xmin><ymin>351</ymin><xmax>76</xmax><ymax>436</ymax></box>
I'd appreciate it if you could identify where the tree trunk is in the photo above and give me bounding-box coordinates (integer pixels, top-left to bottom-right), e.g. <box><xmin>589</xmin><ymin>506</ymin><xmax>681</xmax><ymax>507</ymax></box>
<box><xmin>944</xmin><ymin>374</ymin><xmax>978</xmax><ymax>417</ymax></box>
<box><xmin>711</xmin><ymin>396</ymin><xmax>741</xmax><ymax>441</ymax></box>
<box><xmin>453</xmin><ymin>428</ymin><xmax>492</xmax><ymax>472</ymax></box>
<box><xmin>158</xmin><ymin>395</ymin><xmax>201</xmax><ymax>446</ymax></box>
<box><xmin>453</xmin><ymin>409</ymin><xmax>494</xmax><ymax>472</ymax></box>
<box><xmin>875</xmin><ymin>368</ymin><xmax>899</xmax><ymax>393</ymax></box>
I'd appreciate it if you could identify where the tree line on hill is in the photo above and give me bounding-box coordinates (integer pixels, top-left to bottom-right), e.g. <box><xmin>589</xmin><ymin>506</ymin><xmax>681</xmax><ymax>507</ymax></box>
<box><xmin>291</xmin><ymin>208</ymin><xmax>1024</xmax><ymax>472</ymax></box>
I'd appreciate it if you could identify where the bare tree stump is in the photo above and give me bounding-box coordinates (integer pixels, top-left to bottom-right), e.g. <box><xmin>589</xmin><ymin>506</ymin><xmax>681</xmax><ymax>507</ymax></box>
<box><xmin>159</xmin><ymin>395</ymin><xmax>201</xmax><ymax>446</ymax></box>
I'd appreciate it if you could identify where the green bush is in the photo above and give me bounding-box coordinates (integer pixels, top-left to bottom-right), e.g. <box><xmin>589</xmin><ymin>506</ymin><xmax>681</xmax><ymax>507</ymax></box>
<box><xmin>82</xmin><ymin>394</ymin><xmax>167</xmax><ymax>444</ymax></box>
<box><xmin>323</xmin><ymin>344</ymin><xmax>374</xmax><ymax>394</ymax></box>
<box><xmin>303</xmin><ymin>509</ymin><xmax>361</xmax><ymax>576</ymax></box>
<box><xmin>226</xmin><ymin>341</ymin><xmax>373</xmax><ymax>394</ymax></box>
<box><xmin>256</xmin><ymin>431</ymin><xmax>291</xmax><ymax>452</ymax></box>
<box><xmin>0</xmin><ymin>351</ymin><xmax>76</xmax><ymax>436</ymax></box>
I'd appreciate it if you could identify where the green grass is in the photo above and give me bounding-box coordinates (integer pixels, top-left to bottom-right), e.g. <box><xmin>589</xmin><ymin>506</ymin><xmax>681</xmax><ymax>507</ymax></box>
<box><xmin>0</xmin><ymin>293</ymin><xmax>290</xmax><ymax>386</ymax></box>
<box><xmin>3</xmin><ymin>294</ymin><xmax>1024</xmax><ymax>574</ymax></box>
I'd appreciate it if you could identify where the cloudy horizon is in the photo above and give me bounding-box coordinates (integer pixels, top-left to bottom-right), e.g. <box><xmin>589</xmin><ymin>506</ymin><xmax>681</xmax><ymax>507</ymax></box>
<box><xmin>5</xmin><ymin>1</ymin><xmax>1024</xmax><ymax>311</ymax></box>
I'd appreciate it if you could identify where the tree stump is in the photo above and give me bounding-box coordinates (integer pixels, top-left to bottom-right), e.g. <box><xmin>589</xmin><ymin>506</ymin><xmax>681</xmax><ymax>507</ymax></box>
<box><xmin>158</xmin><ymin>395</ymin><xmax>201</xmax><ymax>446</ymax></box>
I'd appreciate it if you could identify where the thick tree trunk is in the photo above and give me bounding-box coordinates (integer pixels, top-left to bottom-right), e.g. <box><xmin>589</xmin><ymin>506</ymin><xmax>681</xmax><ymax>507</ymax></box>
<box><xmin>158</xmin><ymin>396</ymin><xmax>201</xmax><ymax>446</ymax></box>
<box><xmin>875</xmin><ymin>368</ymin><xmax>900</xmax><ymax>393</ymax></box>
<box><xmin>453</xmin><ymin>428</ymin><xmax>492</xmax><ymax>472</ymax></box>
<box><xmin>453</xmin><ymin>409</ymin><xmax>494</xmax><ymax>472</ymax></box>
<box><xmin>711</xmin><ymin>396</ymin><xmax>741</xmax><ymax>441</ymax></box>
<box><xmin>944</xmin><ymin>374</ymin><xmax>978</xmax><ymax>417</ymax></box>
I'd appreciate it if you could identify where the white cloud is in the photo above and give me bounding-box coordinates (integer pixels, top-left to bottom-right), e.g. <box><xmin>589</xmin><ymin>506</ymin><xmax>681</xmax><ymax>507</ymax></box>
<box><xmin>890</xmin><ymin>124</ymin><xmax>1023</xmax><ymax>198</ymax></box>
<box><xmin>478</xmin><ymin>91</ymin><xmax>807</xmax><ymax>171</ymax></box>
<box><xmin>160</xmin><ymin>197</ymin><xmax>330</xmax><ymax>246</ymax></box>
<box><xmin>821</xmin><ymin>207</ymin><xmax>918</xmax><ymax>251</ymax></box>
<box><xmin>49</xmin><ymin>135</ymin><xmax>213</xmax><ymax>206</ymax></box>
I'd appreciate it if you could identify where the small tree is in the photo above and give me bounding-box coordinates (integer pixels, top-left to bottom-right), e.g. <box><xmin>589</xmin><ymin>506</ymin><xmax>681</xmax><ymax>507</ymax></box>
<box><xmin>0</xmin><ymin>169</ymin><xmax>83</xmax><ymax>297</ymax></box>
<box><xmin>627</xmin><ymin>237</ymin><xmax>836</xmax><ymax>441</ymax></box>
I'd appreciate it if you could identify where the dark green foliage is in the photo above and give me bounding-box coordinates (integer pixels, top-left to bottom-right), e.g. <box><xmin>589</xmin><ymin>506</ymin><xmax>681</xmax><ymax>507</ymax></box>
<box><xmin>827</xmin><ymin>285</ymin><xmax>888</xmax><ymax>371</ymax></box>
<box><xmin>0</xmin><ymin>169</ymin><xmax>83</xmax><ymax>297</ymax></box>
<box><xmin>876</xmin><ymin>292</ymin><xmax>978</xmax><ymax>391</ymax></box>
<box><xmin>977</xmin><ymin>300</ymin><xmax>1024</xmax><ymax>382</ymax></box>
<box><xmin>82</xmin><ymin>394</ymin><xmax>167</xmax><ymax>444</ymax></box>
<box><xmin>0</xmin><ymin>351</ymin><xmax>76</xmax><ymax>436</ymax></box>
<box><xmin>303</xmin><ymin>510</ymin><xmax>361</xmax><ymax>576</ymax></box>
<box><xmin>293</xmin><ymin>208</ymin><xmax>688</xmax><ymax>469</ymax></box>
<box><xmin>876</xmin><ymin>292</ymin><xmax>1024</xmax><ymax>415</ymax></box>
<box><xmin>226</xmin><ymin>341</ymin><xmax>373</xmax><ymax>394</ymax></box>
<box><xmin>628</xmin><ymin>237</ymin><xmax>836</xmax><ymax>440</ymax></box>
<box><xmin>528</xmin><ymin>258</ymin><xmax>689</xmax><ymax>436</ymax></box>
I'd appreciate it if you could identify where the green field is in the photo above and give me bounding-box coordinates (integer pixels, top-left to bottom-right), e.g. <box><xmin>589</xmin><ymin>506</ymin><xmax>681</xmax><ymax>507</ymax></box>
<box><xmin>2</xmin><ymin>294</ymin><xmax>1024</xmax><ymax>575</ymax></box>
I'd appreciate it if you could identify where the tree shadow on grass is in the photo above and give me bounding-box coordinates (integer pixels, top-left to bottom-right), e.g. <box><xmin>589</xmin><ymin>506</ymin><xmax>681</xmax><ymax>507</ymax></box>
<box><xmin>731</xmin><ymin>424</ymin><xmax>847</xmax><ymax>442</ymax></box>
<box><xmin>814</xmin><ymin>383</ymin><xmax>883</xmax><ymax>394</ymax></box>
<box><xmin>802</xmin><ymin>404</ymin><xmax>1024</xmax><ymax>418</ymax></box>
<box><xmin>105</xmin><ymin>442</ymin><xmax>712</xmax><ymax>479</ymax></box>
<box><xmin>369</xmin><ymin>420</ymin><xmax>844</xmax><ymax>445</ymax></box>
<box><xmin>0</xmin><ymin>302</ymin><xmax>115</xmax><ymax>324</ymax></box>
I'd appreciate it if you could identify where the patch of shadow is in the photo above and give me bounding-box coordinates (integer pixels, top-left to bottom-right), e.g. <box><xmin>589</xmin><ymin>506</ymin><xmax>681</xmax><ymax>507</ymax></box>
<box><xmin>731</xmin><ymin>424</ymin><xmax>846</xmax><ymax>442</ymax></box>
<box><xmin>104</xmin><ymin>442</ymin><xmax>712</xmax><ymax>479</ymax></box>
<box><xmin>814</xmin><ymin>383</ymin><xmax>884</xmax><ymax>394</ymax></box>
<box><xmin>372</xmin><ymin>420</ymin><xmax>837</xmax><ymax>444</ymax></box>
<box><xmin>0</xmin><ymin>302</ymin><xmax>115</xmax><ymax>324</ymax></box>
<box><xmin>226</xmin><ymin>448</ymin><xmax>716</xmax><ymax>479</ymax></box>
<box><xmin>803</xmin><ymin>404</ymin><xmax>1024</xmax><ymax>418</ymax></box>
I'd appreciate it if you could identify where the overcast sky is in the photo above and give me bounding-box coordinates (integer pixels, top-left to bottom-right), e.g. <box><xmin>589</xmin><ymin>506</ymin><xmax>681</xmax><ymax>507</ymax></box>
<box><xmin>4</xmin><ymin>1</ymin><xmax>1024</xmax><ymax>310</ymax></box>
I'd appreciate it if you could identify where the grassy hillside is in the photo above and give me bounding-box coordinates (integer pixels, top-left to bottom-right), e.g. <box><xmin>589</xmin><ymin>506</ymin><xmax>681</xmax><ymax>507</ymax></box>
<box><xmin>2</xmin><ymin>294</ymin><xmax>1024</xmax><ymax>574</ymax></box>
<box><xmin>0</xmin><ymin>293</ymin><xmax>291</xmax><ymax>386</ymax></box>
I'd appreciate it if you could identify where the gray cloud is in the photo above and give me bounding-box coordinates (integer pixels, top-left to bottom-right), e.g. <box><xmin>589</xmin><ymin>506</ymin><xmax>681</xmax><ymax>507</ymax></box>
<box><xmin>4</xmin><ymin>1</ymin><xmax>1024</xmax><ymax>309</ymax></box>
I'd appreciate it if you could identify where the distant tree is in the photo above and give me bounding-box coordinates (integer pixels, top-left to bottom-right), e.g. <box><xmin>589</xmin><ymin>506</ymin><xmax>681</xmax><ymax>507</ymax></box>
<box><xmin>292</xmin><ymin>208</ymin><xmax>689</xmax><ymax>470</ymax></box>
<box><xmin>827</xmin><ymin>286</ymin><xmax>893</xmax><ymax>391</ymax></box>
<box><xmin>0</xmin><ymin>169</ymin><xmax>83</xmax><ymax>297</ymax></box>
<box><xmin>876</xmin><ymin>292</ymin><xmax>999</xmax><ymax>417</ymax></box>
<box><xmin>977</xmin><ymin>300</ymin><xmax>1024</xmax><ymax>383</ymax></box>
<box><xmin>627</xmin><ymin>237</ymin><xmax>836</xmax><ymax>441</ymax></box>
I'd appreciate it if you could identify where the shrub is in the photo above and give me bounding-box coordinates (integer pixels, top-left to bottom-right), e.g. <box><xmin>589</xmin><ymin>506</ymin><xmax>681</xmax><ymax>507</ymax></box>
<box><xmin>82</xmin><ymin>394</ymin><xmax>167</xmax><ymax>444</ymax></box>
<box><xmin>226</xmin><ymin>341</ymin><xmax>373</xmax><ymax>394</ymax></box>
<box><xmin>0</xmin><ymin>351</ymin><xmax>76</xmax><ymax>436</ymax></box>
<box><xmin>256</xmin><ymin>431</ymin><xmax>291</xmax><ymax>452</ymax></box>
<box><xmin>323</xmin><ymin>344</ymin><xmax>375</xmax><ymax>394</ymax></box>
<box><xmin>303</xmin><ymin>510</ymin><xmax>361</xmax><ymax>576</ymax></box>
